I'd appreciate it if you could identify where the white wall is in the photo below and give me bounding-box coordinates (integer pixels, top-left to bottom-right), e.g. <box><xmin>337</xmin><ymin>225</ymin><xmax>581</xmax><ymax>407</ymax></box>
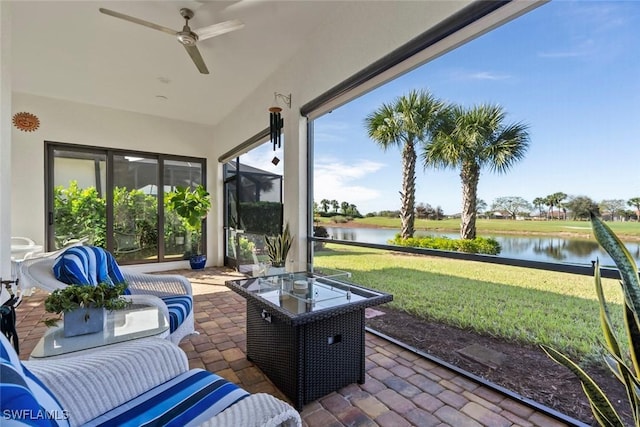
<box><xmin>211</xmin><ymin>1</ymin><xmax>471</xmax><ymax>270</ymax></box>
<box><xmin>11</xmin><ymin>93</ymin><xmax>221</xmax><ymax>266</ymax></box>
<box><xmin>1</xmin><ymin>2</ymin><xmax>13</xmax><ymax>298</ymax></box>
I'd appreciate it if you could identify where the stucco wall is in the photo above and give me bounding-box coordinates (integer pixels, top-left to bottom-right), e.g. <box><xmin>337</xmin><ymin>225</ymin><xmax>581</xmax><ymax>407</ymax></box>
<box><xmin>212</xmin><ymin>1</ymin><xmax>471</xmax><ymax>270</ymax></box>
<box><xmin>11</xmin><ymin>92</ymin><xmax>219</xmax><ymax>266</ymax></box>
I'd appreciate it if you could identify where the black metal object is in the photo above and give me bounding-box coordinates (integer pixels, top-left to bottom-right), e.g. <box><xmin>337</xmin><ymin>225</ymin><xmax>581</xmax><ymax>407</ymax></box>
<box><xmin>0</xmin><ymin>278</ymin><xmax>21</xmax><ymax>355</ymax></box>
<box><xmin>310</xmin><ymin>236</ymin><xmax>626</xmax><ymax>280</ymax></box>
<box><xmin>300</xmin><ymin>1</ymin><xmax>513</xmax><ymax>117</ymax></box>
<box><xmin>269</xmin><ymin>107</ymin><xmax>283</xmax><ymax>151</ymax></box>
<box><xmin>226</xmin><ymin>274</ymin><xmax>392</xmax><ymax>410</ymax></box>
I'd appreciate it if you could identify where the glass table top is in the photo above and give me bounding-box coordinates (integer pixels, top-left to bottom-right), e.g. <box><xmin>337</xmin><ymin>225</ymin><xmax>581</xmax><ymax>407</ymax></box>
<box><xmin>227</xmin><ymin>271</ymin><xmax>389</xmax><ymax>316</ymax></box>
<box><xmin>30</xmin><ymin>305</ymin><xmax>170</xmax><ymax>358</ymax></box>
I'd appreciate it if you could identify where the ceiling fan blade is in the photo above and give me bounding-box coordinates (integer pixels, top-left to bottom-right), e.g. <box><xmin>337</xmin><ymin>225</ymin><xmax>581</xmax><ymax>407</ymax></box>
<box><xmin>184</xmin><ymin>45</ymin><xmax>210</xmax><ymax>74</ymax></box>
<box><xmin>194</xmin><ymin>20</ymin><xmax>244</xmax><ymax>41</ymax></box>
<box><xmin>99</xmin><ymin>8</ymin><xmax>178</xmax><ymax>36</ymax></box>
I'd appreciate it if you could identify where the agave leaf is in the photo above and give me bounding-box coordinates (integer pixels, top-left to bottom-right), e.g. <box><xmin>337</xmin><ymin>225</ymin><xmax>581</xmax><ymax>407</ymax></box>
<box><xmin>603</xmin><ymin>350</ymin><xmax>640</xmax><ymax>422</ymax></box>
<box><xmin>595</xmin><ymin>259</ymin><xmax>623</xmax><ymax>358</ymax></box>
<box><xmin>625</xmin><ymin>301</ymin><xmax>640</xmax><ymax>387</ymax></box>
<box><xmin>542</xmin><ymin>345</ymin><xmax>624</xmax><ymax>426</ymax></box>
<box><xmin>592</xmin><ymin>214</ymin><xmax>640</xmax><ymax>379</ymax></box>
<box><xmin>591</xmin><ymin>213</ymin><xmax>640</xmax><ymax>324</ymax></box>
<box><xmin>604</xmin><ymin>355</ymin><xmax>624</xmax><ymax>383</ymax></box>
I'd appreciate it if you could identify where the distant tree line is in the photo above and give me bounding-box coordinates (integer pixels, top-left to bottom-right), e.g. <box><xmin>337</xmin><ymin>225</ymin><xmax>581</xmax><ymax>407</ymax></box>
<box><xmin>315</xmin><ymin>199</ymin><xmax>362</xmax><ymax>218</ymax></box>
<box><xmin>488</xmin><ymin>193</ymin><xmax>640</xmax><ymax>221</ymax></box>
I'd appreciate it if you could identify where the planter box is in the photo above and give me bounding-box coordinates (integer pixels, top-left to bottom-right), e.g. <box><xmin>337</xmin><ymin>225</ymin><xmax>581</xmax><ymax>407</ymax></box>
<box><xmin>63</xmin><ymin>307</ymin><xmax>105</xmax><ymax>337</ymax></box>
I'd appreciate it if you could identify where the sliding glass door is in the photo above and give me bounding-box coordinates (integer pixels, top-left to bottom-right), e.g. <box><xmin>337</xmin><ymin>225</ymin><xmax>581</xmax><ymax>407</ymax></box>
<box><xmin>47</xmin><ymin>142</ymin><xmax>205</xmax><ymax>264</ymax></box>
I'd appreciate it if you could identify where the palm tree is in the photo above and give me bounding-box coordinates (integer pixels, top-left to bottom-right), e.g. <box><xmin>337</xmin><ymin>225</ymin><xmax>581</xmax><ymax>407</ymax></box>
<box><xmin>532</xmin><ymin>197</ymin><xmax>546</xmax><ymax>218</ymax></box>
<box><xmin>543</xmin><ymin>195</ymin><xmax>554</xmax><ymax>220</ymax></box>
<box><xmin>340</xmin><ymin>201</ymin><xmax>349</xmax><ymax>215</ymax></box>
<box><xmin>551</xmin><ymin>192</ymin><xmax>567</xmax><ymax>220</ymax></box>
<box><xmin>365</xmin><ymin>89</ymin><xmax>444</xmax><ymax>239</ymax></box>
<box><xmin>424</xmin><ymin>104</ymin><xmax>530</xmax><ymax>239</ymax></box>
<box><xmin>320</xmin><ymin>199</ymin><xmax>330</xmax><ymax>214</ymax></box>
<box><xmin>330</xmin><ymin>199</ymin><xmax>339</xmax><ymax>213</ymax></box>
<box><xmin>628</xmin><ymin>197</ymin><xmax>640</xmax><ymax>221</ymax></box>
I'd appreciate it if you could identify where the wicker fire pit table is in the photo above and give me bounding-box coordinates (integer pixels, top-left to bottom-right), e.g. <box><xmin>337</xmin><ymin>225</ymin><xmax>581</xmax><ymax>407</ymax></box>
<box><xmin>226</xmin><ymin>270</ymin><xmax>392</xmax><ymax>410</ymax></box>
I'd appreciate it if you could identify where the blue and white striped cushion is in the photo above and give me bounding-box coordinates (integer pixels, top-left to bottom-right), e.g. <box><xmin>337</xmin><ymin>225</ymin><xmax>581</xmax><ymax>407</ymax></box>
<box><xmin>53</xmin><ymin>246</ymin><xmax>129</xmax><ymax>294</ymax></box>
<box><xmin>161</xmin><ymin>296</ymin><xmax>193</xmax><ymax>333</ymax></box>
<box><xmin>85</xmin><ymin>369</ymin><xmax>248</xmax><ymax>427</ymax></box>
<box><xmin>0</xmin><ymin>335</ymin><xmax>70</xmax><ymax>427</ymax></box>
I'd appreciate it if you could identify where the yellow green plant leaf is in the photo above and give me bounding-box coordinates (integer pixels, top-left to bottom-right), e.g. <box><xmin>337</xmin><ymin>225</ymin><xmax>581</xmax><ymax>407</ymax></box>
<box><xmin>542</xmin><ymin>345</ymin><xmax>623</xmax><ymax>426</ymax></box>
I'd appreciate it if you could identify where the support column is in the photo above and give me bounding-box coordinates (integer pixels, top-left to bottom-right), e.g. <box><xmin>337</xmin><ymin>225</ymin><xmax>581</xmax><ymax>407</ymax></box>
<box><xmin>282</xmin><ymin>102</ymin><xmax>308</xmax><ymax>272</ymax></box>
<box><xmin>0</xmin><ymin>2</ymin><xmax>12</xmax><ymax>301</ymax></box>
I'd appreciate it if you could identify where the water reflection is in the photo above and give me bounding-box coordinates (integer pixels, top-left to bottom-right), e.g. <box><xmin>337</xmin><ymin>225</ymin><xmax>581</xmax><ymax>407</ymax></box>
<box><xmin>323</xmin><ymin>226</ymin><xmax>640</xmax><ymax>267</ymax></box>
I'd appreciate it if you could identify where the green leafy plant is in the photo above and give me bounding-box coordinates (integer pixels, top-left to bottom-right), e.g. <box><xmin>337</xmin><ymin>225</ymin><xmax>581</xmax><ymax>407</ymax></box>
<box><xmin>53</xmin><ymin>181</ymin><xmax>106</xmax><ymax>247</ymax></box>
<box><xmin>390</xmin><ymin>234</ymin><xmax>501</xmax><ymax>255</ymax></box>
<box><xmin>165</xmin><ymin>185</ymin><xmax>212</xmax><ymax>255</ymax></box>
<box><xmin>43</xmin><ymin>283</ymin><xmax>130</xmax><ymax>327</ymax></box>
<box><xmin>264</xmin><ymin>223</ymin><xmax>293</xmax><ymax>268</ymax></box>
<box><xmin>542</xmin><ymin>213</ymin><xmax>639</xmax><ymax>426</ymax></box>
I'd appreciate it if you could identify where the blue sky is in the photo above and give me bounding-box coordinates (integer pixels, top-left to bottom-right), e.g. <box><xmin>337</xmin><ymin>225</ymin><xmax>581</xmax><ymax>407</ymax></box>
<box><xmin>309</xmin><ymin>0</ymin><xmax>640</xmax><ymax>215</ymax></box>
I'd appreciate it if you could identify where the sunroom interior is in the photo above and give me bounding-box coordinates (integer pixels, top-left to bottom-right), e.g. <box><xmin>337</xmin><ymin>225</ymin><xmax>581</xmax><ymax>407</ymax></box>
<box><xmin>0</xmin><ymin>0</ymin><xmax>542</xmax><ymax>280</ymax></box>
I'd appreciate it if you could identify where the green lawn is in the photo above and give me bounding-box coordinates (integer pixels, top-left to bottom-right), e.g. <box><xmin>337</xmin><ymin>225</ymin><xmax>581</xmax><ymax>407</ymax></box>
<box><xmin>314</xmin><ymin>243</ymin><xmax>624</xmax><ymax>364</ymax></box>
<box><xmin>316</xmin><ymin>216</ymin><xmax>640</xmax><ymax>239</ymax></box>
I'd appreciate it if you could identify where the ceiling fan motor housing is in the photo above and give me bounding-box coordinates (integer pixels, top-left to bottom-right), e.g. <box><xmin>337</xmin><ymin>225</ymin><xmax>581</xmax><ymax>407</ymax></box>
<box><xmin>178</xmin><ymin>8</ymin><xmax>198</xmax><ymax>45</ymax></box>
<box><xmin>177</xmin><ymin>29</ymin><xmax>198</xmax><ymax>45</ymax></box>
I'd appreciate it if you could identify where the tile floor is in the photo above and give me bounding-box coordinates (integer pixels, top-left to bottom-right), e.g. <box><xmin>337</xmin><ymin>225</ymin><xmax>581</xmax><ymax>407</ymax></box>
<box><xmin>15</xmin><ymin>267</ymin><xmax>583</xmax><ymax>427</ymax></box>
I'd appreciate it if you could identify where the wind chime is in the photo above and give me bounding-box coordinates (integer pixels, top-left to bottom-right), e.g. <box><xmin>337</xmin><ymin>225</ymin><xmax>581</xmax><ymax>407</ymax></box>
<box><xmin>269</xmin><ymin>93</ymin><xmax>291</xmax><ymax>152</ymax></box>
<box><xmin>269</xmin><ymin>106</ymin><xmax>283</xmax><ymax>151</ymax></box>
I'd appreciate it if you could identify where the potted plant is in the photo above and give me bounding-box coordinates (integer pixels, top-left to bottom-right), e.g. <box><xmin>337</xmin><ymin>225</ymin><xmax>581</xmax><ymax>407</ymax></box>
<box><xmin>43</xmin><ymin>283</ymin><xmax>130</xmax><ymax>337</ymax></box>
<box><xmin>165</xmin><ymin>184</ymin><xmax>212</xmax><ymax>269</ymax></box>
<box><xmin>264</xmin><ymin>223</ymin><xmax>293</xmax><ymax>274</ymax></box>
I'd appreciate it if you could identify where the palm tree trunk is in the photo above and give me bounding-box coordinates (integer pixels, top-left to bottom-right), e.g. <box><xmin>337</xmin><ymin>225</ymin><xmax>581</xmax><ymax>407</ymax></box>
<box><xmin>400</xmin><ymin>142</ymin><xmax>416</xmax><ymax>239</ymax></box>
<box><xmin>460</xmin><ymin>161</ymin><xmax>479</xmax><ymax>240</ymax></box>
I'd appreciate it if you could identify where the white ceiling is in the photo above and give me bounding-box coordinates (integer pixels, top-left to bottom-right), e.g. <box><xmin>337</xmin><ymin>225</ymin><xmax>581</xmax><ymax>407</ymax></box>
<box><xmin>11</xmin><ymin>1</ymin><xmax>348</xmax><ymax>126</ymax></box>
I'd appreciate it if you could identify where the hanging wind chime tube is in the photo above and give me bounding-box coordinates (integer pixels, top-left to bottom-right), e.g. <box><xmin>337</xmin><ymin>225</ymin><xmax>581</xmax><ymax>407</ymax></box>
<box><xmin>269</xmin><ymin>106</ymin><xmax>283</xmax><ymax>151</ymax></box>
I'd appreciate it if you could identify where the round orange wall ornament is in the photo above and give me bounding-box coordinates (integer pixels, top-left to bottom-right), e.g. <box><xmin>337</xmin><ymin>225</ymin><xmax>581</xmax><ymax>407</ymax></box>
<box><xmin>12</xmin><ymin>112</ymin><xmax>40</xmax><ymax>132</ymax></box>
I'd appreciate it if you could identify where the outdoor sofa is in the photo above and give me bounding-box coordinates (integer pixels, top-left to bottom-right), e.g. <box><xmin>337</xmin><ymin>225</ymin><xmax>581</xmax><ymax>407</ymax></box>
<box><xmin>1</xmin><ymin>334</ymin><xmax>301</xmax><ymax>426</ymax></box>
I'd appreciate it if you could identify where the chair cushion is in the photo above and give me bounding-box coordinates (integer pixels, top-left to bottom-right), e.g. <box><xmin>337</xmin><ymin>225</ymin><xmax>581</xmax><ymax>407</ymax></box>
<box><xmin>53</xmin><ymin>246</ymin><xmax>130</xmax><ymax>294</ymax></box>
<box><xmin>161</xmin><ymin>296</ymin><xmax>193</xmax><ymax>334</ymax></box>
<box><xmin>0</xmin><ymin>334</ymin><xmax>70</xmax><ymax>426</ymax></box>
<box><xmin>84</xmin><ymin>369</ymin><xmax>248</xmax><ymax>427</ymax></box>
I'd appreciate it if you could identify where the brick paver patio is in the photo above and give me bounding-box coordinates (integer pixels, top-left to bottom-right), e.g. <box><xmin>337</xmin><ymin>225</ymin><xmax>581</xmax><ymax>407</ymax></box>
<box><xmin>15</xmin><ymin>267</ymin><xmax>582</xmax><ymax>426</ymax></box>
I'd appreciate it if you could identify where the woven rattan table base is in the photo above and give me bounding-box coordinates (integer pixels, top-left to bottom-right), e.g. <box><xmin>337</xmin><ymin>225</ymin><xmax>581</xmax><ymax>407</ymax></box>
<box><xmin>246</xmin><ymin>301</ymin><xmax>365</xmax><ymax>410</ymax></box>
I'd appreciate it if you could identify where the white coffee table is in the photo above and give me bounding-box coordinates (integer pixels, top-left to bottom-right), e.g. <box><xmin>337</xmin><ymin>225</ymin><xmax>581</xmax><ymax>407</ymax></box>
<box><xmin>30</xmin><ymin>305</ymin><xmax>170</xmax><ymax>359</ymax></box>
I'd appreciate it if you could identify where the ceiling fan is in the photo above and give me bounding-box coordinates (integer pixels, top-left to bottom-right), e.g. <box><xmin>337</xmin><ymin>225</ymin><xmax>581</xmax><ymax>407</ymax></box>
<box><xmin>99</xmin><ymin>7</ymin><xmax>244</xmax><ymax>74</ymax></box>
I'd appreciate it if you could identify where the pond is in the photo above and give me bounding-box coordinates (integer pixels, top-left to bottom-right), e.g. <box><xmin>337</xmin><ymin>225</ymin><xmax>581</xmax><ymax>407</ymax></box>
<box><xmin>323</xmin><ymin>226</ymin><xmax>640</xmax><ymax>267</ymax></box>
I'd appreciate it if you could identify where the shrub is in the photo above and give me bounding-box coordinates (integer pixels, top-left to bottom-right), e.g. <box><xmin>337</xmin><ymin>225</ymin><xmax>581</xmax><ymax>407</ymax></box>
<box><xmin>238</xmin><ymin>202</ymin><xmax>283</xmax><ymax>235</ymax></box>
<box><xmin>313</xmin><ymin>225</ymin><xmax>329</xmax><ymax>251</ymax></box>
<box><xmin>331</xmin><ymin>215</ymin><xmax>349</xmax><ymax>223</ymax></box>
<box><xmin>238</xmin><ymin>236</ymin><xmax>256</xmax><ymax>261</ymax></box>
<box><xmin>390</xmin><ymin>234</ymin><xmax>501</xmax><ymax>255</ymax></box>
<box><xmin>313</xmin><ymin>225</ymin><xmax>329</xmax><ymax>238</ymax></box>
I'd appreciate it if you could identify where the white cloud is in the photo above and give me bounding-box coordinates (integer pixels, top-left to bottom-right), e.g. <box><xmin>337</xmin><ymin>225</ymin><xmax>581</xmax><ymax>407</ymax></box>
<box><xmin>465</xmin><ymin>71</ymin><xmax>511</xmax><ymax>81</ymax></box>
<box><xmin>240</xmin><ymin>145</ymin><xmax>284</xmax><ymax>175</ymax></box>
<box><xmin>537</xmin><ymin>50</ymin><xmax>587</xmax><ymax>59</ymax></box>
<box><xmin>313</xmin><ymin>159</ymin><xmax>385</xmax><ymax>209</ymax></box>
<box><xmin>450</xmin><ymin>69</ymin><xmax>511</xmax><ymax>81</ymax></box>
